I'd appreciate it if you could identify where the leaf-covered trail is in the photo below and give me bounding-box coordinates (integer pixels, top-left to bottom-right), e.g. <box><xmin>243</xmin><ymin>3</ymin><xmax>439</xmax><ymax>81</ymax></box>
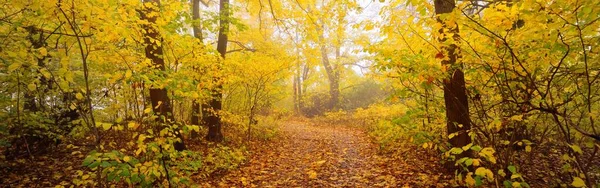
<box><xmin>207</xmin><ymin>120</ymin><xmax>450</xmax><ymax>187</ymax></box>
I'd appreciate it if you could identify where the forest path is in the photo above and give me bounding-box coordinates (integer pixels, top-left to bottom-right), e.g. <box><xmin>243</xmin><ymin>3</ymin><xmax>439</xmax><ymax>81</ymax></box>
<box><xmin>208</xmin><ymin>120</ymin><xmax>411</xmax><ymax>187</ymax></box>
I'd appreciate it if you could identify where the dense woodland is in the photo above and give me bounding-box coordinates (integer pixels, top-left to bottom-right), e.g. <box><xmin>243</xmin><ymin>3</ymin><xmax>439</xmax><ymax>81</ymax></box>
<box><xmin>0</xmin><ymin>0</ymin><xmax>599</xmax><ymax>187</ymax></box>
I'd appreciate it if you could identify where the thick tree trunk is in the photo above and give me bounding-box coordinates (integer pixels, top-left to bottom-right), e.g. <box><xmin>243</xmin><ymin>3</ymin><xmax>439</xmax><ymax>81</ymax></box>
<box><xmin>204</xmin><ymin>0</ymin><xmax>229</xmax><ymax>142</ymax></box>
<box><xmin>434</xmin><ymin>0</ymin><xmax>471</xmax><ymax>167</ymax></box>
<box><xmin>142</xmin><ymin>0</ymin><xmax>185</xmax><ymax>151</ymax></box>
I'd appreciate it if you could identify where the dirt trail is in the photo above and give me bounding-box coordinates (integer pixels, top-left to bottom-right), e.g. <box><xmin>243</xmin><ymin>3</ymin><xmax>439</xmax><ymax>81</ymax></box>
<box><xmin>209</xmin><ymin>121</ymin><xmax>401</xmax><ymax>187</ymax></box>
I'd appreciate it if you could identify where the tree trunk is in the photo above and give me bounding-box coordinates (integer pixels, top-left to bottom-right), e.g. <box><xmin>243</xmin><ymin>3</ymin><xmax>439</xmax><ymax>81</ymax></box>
<box><xmin>142</xmin><ymin>0</ymin><xmax>185</xmax><ymax>151</ymax></box>
<box><xmin>318</xmin><ymin>32</ymin><xmax>339</xmax><ymax>111</ymax></box>
<box><xmin>190</xmin><ymin>0</ymin><xmax>203</xmax><ymax>139</ymax></box>
<box><xmin>204</xmin><ymin>0</ymin><xmax>229</xmax><ymax>142</ymax></box>
<box><xmin>191</xmin><ymin>101</ymin><xmax>200</xmax><ymax>138</ymax></box>
<box><xmin>293</xmin><ymin>73</ymin><xmax>299</xmax><ymax>114</ymax></box>
<box><xmin>434</xmin><ymin>0</ymin><xmax>471</xmax><ymax>167</ymax></box>
<box><xmin>300</xmin><ymin>64</ymin><xmax>309</xmax><ymax>112</ymax></box>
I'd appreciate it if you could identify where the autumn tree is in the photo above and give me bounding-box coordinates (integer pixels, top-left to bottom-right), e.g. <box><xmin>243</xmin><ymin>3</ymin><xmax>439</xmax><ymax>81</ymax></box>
<box><xmin>190</xmin><ymin>0</ymin><xmax>208</xmax><ymax>138</ymax></box>
<box><xmin>433</xmin><ymin>0</ymin><xmax>472</xmax><ymax>164</ymax></box>
<box><xmin>203</xmin><ymin>0</ymin><xmax>229</xmax><ymax>142</ymax></box>
<box><xmin>141</xmin><ymin>0</ymin><xmax>185</xmax><ymax>150</ymax></box>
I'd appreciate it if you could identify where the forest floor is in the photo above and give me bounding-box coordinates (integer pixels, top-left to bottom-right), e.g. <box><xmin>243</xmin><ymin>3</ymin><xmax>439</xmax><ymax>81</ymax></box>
<box><xmin>205</xmin><ymin>120</ymin><xmax>451</xmax><ymax>187</ymax></box>
<box><xmin>0</xmin><ymin>119</ymin><xmax>452</xmax><ymax>187</ymax></box>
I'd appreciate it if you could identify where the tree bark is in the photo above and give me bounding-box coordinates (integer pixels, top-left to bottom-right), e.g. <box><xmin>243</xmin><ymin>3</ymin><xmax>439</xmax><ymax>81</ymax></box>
<box><xmin>190</xmin><ymin>0</ymin><xmax>203</xmax><ymax>139</ymax></box>
<box><xmin>204</xmin><ymin>0</ymin><xmax>229</xmax><ymax>142</ymax></box>
<box><xmin>434</xmin><ymin>0</ymin><xmax>472</xmax><ymax>167</ymax></box>
<box><xmin>142</xmin><ymin>0</ymin><xmax>185</xmax><ymax>151</ymax></box>
<box><xmin>318</xmin><ymin>32</ymin><xmax>340</xmax><ymax>111</ymax></box>
<box><xmin>293</xmin><ymin>72</ymin><xmax>299</xmax><ymax>114</ymax></box>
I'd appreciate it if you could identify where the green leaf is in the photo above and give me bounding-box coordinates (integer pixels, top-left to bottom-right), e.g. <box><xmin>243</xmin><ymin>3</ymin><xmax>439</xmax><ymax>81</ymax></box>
<box><xmin>82</xmin><ymin>156</ymin><xmax>94</xmax><ymax>166</ymax></box>
<box><xmin>120</xmin><ymin>168</ymin><xmax>130</xmax><ymax>177</ymax></box>
<box><xmin>465</xmin><ymin>158</ymin><xmax>473</xmax><ymax>166</ymax></box>
<box><xmin>582</xmin><ymin>6</ymin><xmax>592</xmax><ymax>15</ymax></box>
<box><xmin>474</xmin><ymin>175</ymin><xmax>483</xmax><ymax>186</ymax></box>
<box><xmin>449</xmin><ymin>147</ymin><xmax>463</xmax><ymax>154</ymax></box>
<box><xmin>507</xmin><ymin>165</ymin><xmax>516</xmax><ymax>173</ymax></box>
<box><xmin>101</xmin><ymin>161</ymin><xmax>111</xmax><ymax>168</ymax></box>
<box><xmin>27</xmin><ymin>83</ymin><xmax>36</xmax><ymax>91</ymax></box>
<box><xmin>89</xmin><ymin>161</ymin><xmax>100</xmax><ymax>168</ymax></box>
<box><xmin>471</xmin><ymin>145</ymin><xmax>482</xmax><ymax>152</ymax></box>
<box><xmin>107</xmin><ymin>172</ymin><xmax>117</xmax><ymax>181</ymax></box>
<box><xmin>131</xmin><ymin>173</ymin><xmax>141</xmax><ymax>183</ymax></box>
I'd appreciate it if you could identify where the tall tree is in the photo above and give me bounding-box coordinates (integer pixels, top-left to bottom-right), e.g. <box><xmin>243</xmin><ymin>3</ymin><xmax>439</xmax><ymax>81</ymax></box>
<box><xmin>203</xmin><ymin>0</ymin><xmax>229</xmax><ymax>142</ymax></box>
<box><xmin>190</xmin><ymin>0</ymin><xmax>207</xmax><ymax>139</ymax></box>
<box><xmin>318</xmin><ymin>30</ymin><xmax>340</xmax><ymax>110</ymax></box>
<box><xmin>141</xmin><ymin>0</ymin><xmax>185</xmax><ymax>150</ymax></box>
<box><xmin>434</xmin><ymin>0</ymin><xmax>471</xmax><ymax>165</ymax></box>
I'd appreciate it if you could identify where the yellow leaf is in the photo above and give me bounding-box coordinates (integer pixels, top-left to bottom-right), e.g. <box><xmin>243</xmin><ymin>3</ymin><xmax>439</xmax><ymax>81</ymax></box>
<box><xmin>8</xmin><ymin>63</ymin><xmax>21</xmax><ymax>72</ymax></box>
<box><xmin>40</xmin><ymin>68</ymin><xmax>51</xmax><ymax>79</ymax></box>
<box><xmin>571</xmin><ymin>177</ymin><xmax>586</xmax><ymax>187</ymax></box>
<box><xmin>498</xmin><ymin>169</ymin><xmax>506</xmax><ymax>177</ymax></box>
<box><xmin>135</xmin><ymin>148</ymin><xmax>143</xmax><ymax>156</ymax></box>
<box><xmin>315</xmin><ymin>160</ymin><xmax>326</xmax><ymax>166</ymax></box>
<box><xmin>485</xmin><ymin>169</ymin><xmax>494</xmax><ymax>180</ymax></box>
<box><xmin>510</xmin><ymin>115</ymin><xmax>523</xmax><ymax>121</ymax></box>
<box><xmin>125</xmin><ymin>70</ymin><xmax>132</xmax><ymax>79</ymax></box>
<box><xmin>525</xmin><ymin>145</ymin><xmax>531</xmax><ymax>152</ymax></box>
<box><xmin>364</xmin><ymin>23</ymin><xmax>374</xmax><ymax>31</ymax></box>
<box><xmin>240</xmin><ymin>177</ymin><xmax>248</xmax><ymax>186</ymax></box>
<box><xmin>27</xmin><ymin>83</ymin><xmax>36</xmax><ymax>91</ymax></box>
<box><xmin>144</xmin><ymin>108</ymin><xmax>152</xmax><ymax>114</ymax></box>
<box><xmin>102</xmin><ymin>123</ymin><xmax>111</xmax><ymax>130</ymax></box>
<box><xmin>511</xmin><ymin>182</ymin><xmax>521</xmax><ymax>188</ymax></box>
<box><xmin>479</xmin><ymin>147</ymin><xmax>497</xmax><ymax>164</ymax></box>
<box><xmin>75</xmin><ymin>93</ymin><xmax>84</xmax><ymax>100</ymax></box>
<box><xmin>123</xmin><ymin>156</ymin><xmax>131</xmax><ymax>162</ymax></box>
<box><xmin>462</xmin><ymin>143</ymin><xmax>473</xmax><ymax>151</ymax></box>
<box><xmin>422</xmin><ymin>142</ymin><xmax>429</xmax><ymax>149</ymax></box>
<box><xmin>448</xmin><ymin>133</ymin><xmax>457</xmax><ymax>139</ymax></box>
<box><xmin>39</xmin><ymin>47</ymin><xmax>48</xmax><ymax>56</ymax></box>
<box><xmin>128</xmin><ymin>122</ymin><xmax>138</xmax><ymax>129</ymax></box>
<box><xmin>570</xmin><ymin>144</ymin><xmax>583</xmax><ymax>155</ymax></box>
<box><xmin>475</xmin><ymin>167</ymin><xmax>487</xmax><ymax>176</ymax></box>
<box><xmin>511</xmin><ymin>173</ymin><xmax>522</xmax><ymax>179</ymax></box>
<box><xmin>465</xmin><ymin>172</ymin><xmax>475</xmax><ymax>186</ymax></box>
<box><xmin>307</xmin><ymin>170</ymin><xmax>318</xmax><ymax>179</ymax></box>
